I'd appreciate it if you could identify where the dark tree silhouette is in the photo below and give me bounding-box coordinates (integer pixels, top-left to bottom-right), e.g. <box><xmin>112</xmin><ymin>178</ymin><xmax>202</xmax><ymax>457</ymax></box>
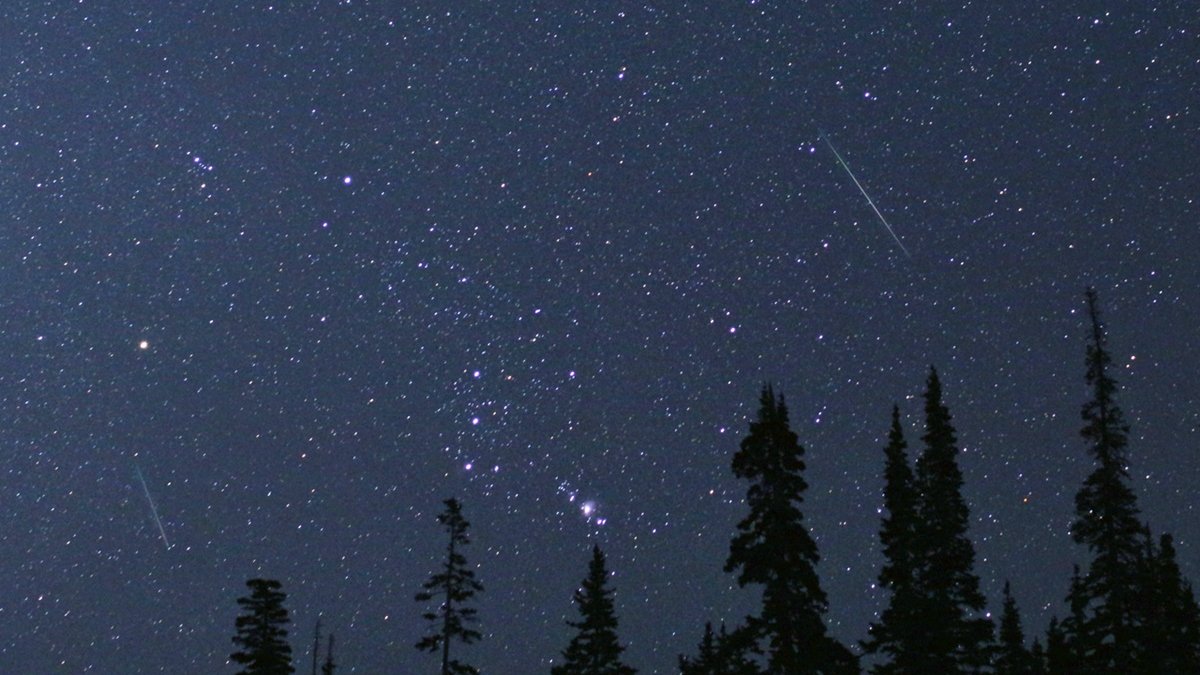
<box><xmin>552</xmin><ymin>545</ymin><xmax>636</xmax><ymax>675</ymax></box>
<box><xmin>320</xmin><ymin>634</ymin><xmax>336</xmax><ymax>675</ymax></box>
<box><xmin>725</xmin><ymin>385</ymin><xmax>856</xmax><ymax>674</ymax></box>
<box><xmin>1043</xmin><ymin>618</ymin><xmax>1073</xmax><ymax>675</ymax></box>
<box><xmin>1139</xmin><ymin>533</ymin><xmax>1200</xmax><ymax>672</ymax></box>
<box><xmin>1067</xmin><ymin>287</ymin><xmax>1146</xmax><ymax>671</ymax></box>
<box><xmin>415</xmin><ymin>498</ymin><xmax>484</xmax><ymax>675</ymax></box>
<box><xmin>910</xmin><ymin>367</ymin><xmax>992</xmax><ymax>671</ymax></box>
<box><xmin>230</xmin><ymin>578</ymin><xmax>295</xmax><ymax>675</ymax></box>
<box><xmin>679</xmin><ymin>622</ymin><xmax>759</xmax><ymax>675</ymax></box>
<box><xmin>862</xmin><ymin>406</ymin><xmax>923</xmax><ymax>674</ymax></box>
<box><xmin>1058</xmin><ymin>566</ymin><xmax>1091</xmax><ymax>672</ymax></box>
<box><xmin>995</xmin><ymin>581</ymin><xmax>1035</xmax><ymax>675</ymax></box>
<box><xmin>310</xmin><ymin>619</ymin><xmax>321</xmax><ymax>675</ymax></box>
<box><xmin>679</xmin><ymin>622</ymin><xmax>721</xmax><ymax>675</ymax></box>
<box><xmin>1029</xmin><ymin>639</ymin><xmax>1047</xmax><ymax>675</ymax></box>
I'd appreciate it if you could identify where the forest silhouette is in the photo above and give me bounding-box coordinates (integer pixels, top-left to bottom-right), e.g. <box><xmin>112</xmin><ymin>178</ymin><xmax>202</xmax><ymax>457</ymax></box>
<box><xmin>227</xmin><ymin>289</ymin><xmax>1200</xmax><ymax>674</ymax></box>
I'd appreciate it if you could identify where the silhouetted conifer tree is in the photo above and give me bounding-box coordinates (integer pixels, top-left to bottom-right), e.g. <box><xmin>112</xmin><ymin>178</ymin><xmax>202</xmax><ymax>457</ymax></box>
<box><xmin>725</xmin><ymin>385</ymin><xmax>856</xmax><ymax>674</ymax></box>
<box><xmin>679</xmin><ymin>622</ymin><xmax>759</xmax><ymax>675</ymax></box>
<box><xmin>230</xmin><ymin>578</ymin><xmax>295</xmax><ymax>675</ymax></box>
<box><xmin>1140</xmin><ymin>533</ymin><xmax>1200</xmax><ymax>672</ymax></box>
<box><xmin>910</xmin><ymin>368</ymin><xmax>992</xmax><ymax>671</ymax></box>
<box><xmin>1067</xmin><ymin>287</ymin><xmax>1146</xmax><ymax>671</ymax></box>
<box><xmin>995</xmin><ymin>581</ymin><xmax>1035</xmax><ymax>675</ymax></box>
<box><xmin>310</xmin><ymin>619</ymin><xmax>321</xmax><ymax>675</ymax></box>
<box><xmin>1029</xmin><ymin>639</ymin><xmax>1046</xmax><ymax>675</ymax></box>
<box><xmin>680</xmin><ymin>623</ymin><xmax>720</xmax><ymax>675</ymax></box>
<box><xmin>320</xmin><ymin>634</ymin><xmax>336</xmax><ymax>675</ymax></box>
<box><xmin>1058</xmin><ymin>566</ymin><xmax>1090</xmax><ymax>671</ymax></box>
<box><xmin>552</xmin><ymin>545</ymin><xmax>636</xmax><ymax>675</ymax></box>
<box><xmin>862</xmin><ymin>406</ymin><xmax>923</xmax><ymax>674</ymax></box>
<box><xmin>1043</xmin><ymin>618</ymin><xmax>1071</xmax><ymax>675</ymax></box>
<box><xmin>415</xmin><ymin>498</ymin><xmax>483</xmax><ymax>675</ymax></box>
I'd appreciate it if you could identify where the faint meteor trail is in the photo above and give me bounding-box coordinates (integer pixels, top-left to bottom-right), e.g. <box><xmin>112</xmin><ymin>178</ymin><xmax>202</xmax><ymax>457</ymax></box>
<box><xmin>134</xmin><ymin>464</ymin><xmax>171</xmax><ymax>550</ymax></box>
<box><xmin>819</xmin><ymin>131</ymin><xmax>912</xmax><ymax>258</ymax></box>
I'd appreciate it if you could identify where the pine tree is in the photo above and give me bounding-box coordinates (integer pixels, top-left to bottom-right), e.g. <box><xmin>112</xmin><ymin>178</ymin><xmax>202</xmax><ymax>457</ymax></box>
<box><xmin>1058</xmin><ymin>566</ymin><xmax>1089</xmax><ymax>671</ymax></box>
<box><xmin>995</xmin><ymin>581</ymin><xmax>1034</xmax><ymax>675</ymax></box>
<box><xmin>230</xmin><ymin>578</ymin><xmax>295</xmax><ymax>675</ymax></box>
<box><xmin>1140</xmin><ymin>533</ymin><xmax>1200</xmax><ymax>672</ymax></box>
<box><xmin>679</xmin><ymin>622</ymin><xmax>759</xmax><ymax>675</ymax></box>
<box><xmin>1068</xmin><ymin>287</ymin><xmax>1146</xmax><ymax>671</ymax></box>
<box><xmin>910</xmin><ymin>367</ymin><xmax>992</xmax><ymax>672</ymax></box>
<box><xmin>320</xmin><ymin>634</ymin><xmax>336</xmax><ymax>675</ymax></box>
<box><xmin>1028</xmin><ymin>639</ymin><xmax>1046</xmax><ymax>675</ymax></box>
<box><xmin>310</xmin><ymin>619</ymin><xmax>321</xmax><ymax>675</ymax></box>
<box><xmin>862</xmin><ymin>406</ymin><xmax>923</xmax><ymax>674</ymax></box>
<box><xmin>552</xmin><ymin>545</ymin><xmax>636</xmax><ymax>675</ymax></box>
<box><xmin>679</xmin><ymin>623</ymin><xmax>720</xmax><ymax>675</ymax></box>
<box><xmin>724</xmin><ymin>385</ymin><xmax>856</xmax><ymax>674</ymax></box>
<box><xmin>1043</xmin><ymin>618</ymin><xmax>1071</xmax><ymax>675</ymax></box>
<box><xmin>415</xmin><ymin>498</ymin><xmax>484</xmax><ymax>675</ymax></box>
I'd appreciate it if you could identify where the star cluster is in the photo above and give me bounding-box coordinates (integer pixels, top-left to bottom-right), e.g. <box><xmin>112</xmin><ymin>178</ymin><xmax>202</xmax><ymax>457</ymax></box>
<box><xmin>1</xmin><ymin>3</ymin><xmax>1197</xmax><ymax>673</ymax></box>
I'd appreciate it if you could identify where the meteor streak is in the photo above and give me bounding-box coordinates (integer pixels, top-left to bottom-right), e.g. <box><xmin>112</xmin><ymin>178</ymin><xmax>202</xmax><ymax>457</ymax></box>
<box><xmin>819</xmin><ymin>131</ymin><xmax>912</xmax><ymax>258</ymax></box>
<box><xmin>135</xmin><ymin>463</ymin><xmax>171</xmax><ymax>550</ymax></box>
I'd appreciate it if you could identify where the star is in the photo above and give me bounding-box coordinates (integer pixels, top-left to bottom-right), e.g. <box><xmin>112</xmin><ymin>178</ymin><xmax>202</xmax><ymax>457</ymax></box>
<box><xmin>3</xmin><ymin>4</ymin><xmax>1195</xmax><ymax>673</ymax></box>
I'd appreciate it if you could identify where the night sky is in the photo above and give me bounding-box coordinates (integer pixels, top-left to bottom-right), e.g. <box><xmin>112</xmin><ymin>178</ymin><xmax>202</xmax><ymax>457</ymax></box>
<box><xmin>2</xmin><ymin>2</ymin><xmax>1197</xmax><ymax>673</ymax></box>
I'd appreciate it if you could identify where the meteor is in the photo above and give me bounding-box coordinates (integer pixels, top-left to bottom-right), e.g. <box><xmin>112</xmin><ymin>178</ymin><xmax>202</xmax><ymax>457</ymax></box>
<box><xmin>819</xmin><ymin>131</ymin><xmax>912</xmax><ymax>258</ymax></box>
<box><xmin>135</xmin><ymin>463</ymin><xmax>171</xmax><ymax>550</ymax></box>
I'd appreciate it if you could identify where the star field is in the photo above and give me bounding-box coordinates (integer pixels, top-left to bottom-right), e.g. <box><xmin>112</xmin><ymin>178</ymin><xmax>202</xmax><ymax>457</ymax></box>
<box><xmin>1</xmin><ymin>2</ymin><xmax>1197</xmax><ymax>672</ymax></box>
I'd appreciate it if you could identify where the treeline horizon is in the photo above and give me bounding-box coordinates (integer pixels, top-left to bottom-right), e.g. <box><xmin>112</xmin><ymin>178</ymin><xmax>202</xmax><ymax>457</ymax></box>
<box><xmin>226</xmin><ymin>288</ymin><xmax>1199</xmax><ymax>675</ymax></box>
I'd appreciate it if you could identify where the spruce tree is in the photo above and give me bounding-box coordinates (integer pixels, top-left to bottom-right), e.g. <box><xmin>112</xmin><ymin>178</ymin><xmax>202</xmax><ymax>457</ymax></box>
<box><xmin>910</xmin><ymin>367</ymin><xmax>992</xmax><ymax>671</ymax></box>
<box><xmin>415</xmin><ymin>498</ymin><xmax>484</xmax><ymax>675</ymax></box>
<box><xmin>230</xmin><ymin>578</ymin><xmax>295</xmax><ymax>675</ymax></box>
<box><xmin>1140</xmin><ymin>533</ymin><xmax>1200</xmax><ymax>672</ymax></box>
<box><xmin>1068</xmin><ymin>287</ymin><xmax>1145</xmax><ymax>671</ymax></box>
<box><xmin>862</xmin><ymin>406</ymin><xmax>922</xmax><ymax>674</ymax></box>
<box><xmin>310</xmin><ymin>619</ymin><xmax>321</xmax><ymax>675</ymax></box>
<box><xmin>1058</xmin><ymin>566</ymin><xmax>1089</xmax><ymax>671</ymax></box>
<box><xmin>320</xmin><ymin>634</ymin><xmax>336</xmax><ymax>675</ymax></box>
<box><xmin>552</xmin><ymin>545</ymin><xmax>636</xmax><ymax>675</ymax></box>
<box><xmin>679</xmin><ymin>622</ymin><xmax>759</xmax><ymax>675</ymax></box>
<box><xmin>995</xmin><ymin>581</ymin><xmax>1034</xmax><ymax>675</ymax></box>
<box><xmin>679</xmin><ymin>623</ymin><xmax>720</xmax><ymax>675</ymax></box>
<box><xmin>1028</xmin><ymin>639</ymin><xmax>1046</xmax><ymax>675</ymax></box>
<box><xmin>1043</xmin><ymin>618</ymin><xmax>1071</xmax><ymax>675</ymax></box>
<box><xmin>725</xmin><ymin>385</ymin><xmax>856</xmax><ymax>674</ymax></box>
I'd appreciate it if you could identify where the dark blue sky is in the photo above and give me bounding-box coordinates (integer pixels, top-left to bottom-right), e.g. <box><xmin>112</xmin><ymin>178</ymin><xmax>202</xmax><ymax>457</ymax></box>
<box><xmin>2</xmin><ymin>2</ymin><xmax>1197</xmax><ymax>672</ymax></box>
